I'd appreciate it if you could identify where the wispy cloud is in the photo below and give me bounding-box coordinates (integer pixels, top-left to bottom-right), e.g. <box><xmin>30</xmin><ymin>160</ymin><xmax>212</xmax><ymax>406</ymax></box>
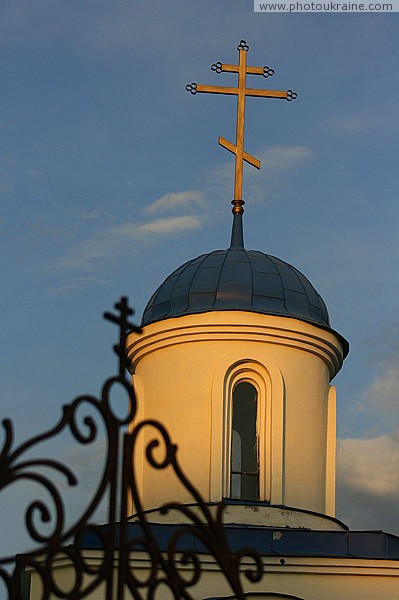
<box><xmin>54</xmin><ymin>145</ymin><xmax>309</xmax><ymax>275</ymax></box>
<box><xmin>338</xmin><ymin>431</ymin><xmax>399</xmax><ymax>499</ymax></box>
<box><xmin>0</xmin><ymin>153</ymin><xmax>15</xmax><ymax>166</ymax></box>
<box><xmin>56</xmin><ymin>216</ymin><xmax>201</xmax><ymax>271</ymax></box>
<box><xmin>210</xmin><ymin>145</ymin><xmax>313</xmax><ymax>184</ymax></box>
<box><xmin>256</xmin><ymin>145</ymin><xmax>313</xmax><ymax>172</ymax></box>
<box><xmin>0</xmin><ymin>167</ymin><xmax>12</xmax><ymax>194</ymax></box>
<box><xmin>77</xmin><ymin>209</ymin><xmax>112</xmax><ymax>221</ymax></box>
<box><xmin>337</xmin><ymin>346</ymin><xmax>399</xmax><ymax>533</ymax></box>
<box><xmin>136</xmin><ymin>215</ymin><xmax>201</xmax><ymax>234</ymax></box>
<box><xmin>49</xmin><ymin>277</ymin><xmax>107</xmax><ymax>297</ymax></box>
<box><xmin>0</xmin><ymin>181</ymin><xmax>12</xmax><ymax>193</ymax></box>
<box><xmin>29</xmin><ymin>169</ymin><xmax>44</xmax><ymax>178</ymax></box>
<box><xmin>364</xmin><ymin>358</ymin><xmax>399</xmax><ymax>418</ymax></box>
<box><xmin>145</xmin><ymin>191</ymin><xmax>205</xmax><ymax>214</ymax></box>
<box><xmin>210</xmin><ymin>143</ymin><xmax>312</xmax><ymax>183</ymax></box>
<box><xmin>348</xmin><ymin>353</ymin><xmax>399</xmax><ymax>434</ymax></box>
<box><xmin>325</xmin><ymin>110</ymin><xmax>398</xmax><ymax>135</ymax></box>
<box><xmin>327</xmin><ymin>114</ymin><xmax>378</xmax><ymax>134</ymax></box>
<box><xmin>208</xmin><ymin>144</ymin><xmax>313</xmax><ymax>208</ymax></box>
<box><xmin>337</xmin><ymin>430</ymin><xmax>399</xmax><ymax>534</ymax></box>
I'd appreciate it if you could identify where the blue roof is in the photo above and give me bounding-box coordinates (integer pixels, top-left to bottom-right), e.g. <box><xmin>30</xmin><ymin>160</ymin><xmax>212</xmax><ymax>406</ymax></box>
<box><xmin>82</xmin><ymin>521</ymin><xmax>399</xmax><ymax>560</ymax></box>
<box><xmin>142</xmin><ymin>248</ymin><xmax>330</xmax><ymax>330</ymax></box>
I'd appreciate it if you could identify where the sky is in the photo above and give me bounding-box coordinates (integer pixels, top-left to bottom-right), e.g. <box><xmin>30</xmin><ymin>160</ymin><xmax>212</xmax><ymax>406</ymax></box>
<box><xmin>0</xmin><ymin>1</ymin><xmax>399</xmax><ymax>560</ymax></box>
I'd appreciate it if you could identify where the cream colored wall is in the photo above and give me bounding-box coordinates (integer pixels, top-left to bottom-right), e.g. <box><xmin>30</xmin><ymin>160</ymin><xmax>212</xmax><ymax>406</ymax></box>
<box><xmin>28</xmin><ymin>552</ymin><xmax>399</xmax><ymax>600</ymax></box>
<box><xmin>127</xmin><ymin>311</ymin><xmax>344</xmax><ymax>517</ymax></box>
<box><xmin>183</xmin><ymin>556</ymin><xmax>399</xmax><ymax>600</ymax></box>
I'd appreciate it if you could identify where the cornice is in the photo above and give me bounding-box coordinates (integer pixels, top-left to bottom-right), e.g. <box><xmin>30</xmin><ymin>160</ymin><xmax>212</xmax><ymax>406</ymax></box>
<box><xmin>127</xmin><ymin>312</ymin><xmax>345</xmax><ymax>378</ymax></box>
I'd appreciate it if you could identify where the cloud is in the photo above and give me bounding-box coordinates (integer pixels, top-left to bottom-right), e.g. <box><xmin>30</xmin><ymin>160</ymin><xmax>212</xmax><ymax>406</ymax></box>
<box><xmin>0</xmin><ymin>181</ymin><xmax>12</xmax><ymax>193</ymax></box>
<box><xmin>193</xmin><ymin>144</ymin><xmax>315</xmax><ymax>221</ymax></box>
<box><xmin>77</xmin><ymin>210</ymin><xmax>110</xmax><ymax>221</ymax></box>
<box><xmin>210</xmin><ymin>145</ymin><xmax>312</xmax><ymax>184</ymax></box>
<box><xmin>336</xmin><ymin>348</ymin><xmax>399</xmax><ymax>534</ymax></box>
<box><xmin>29</xmin><ymin>169</ymin><xmax>44</xmax><ymax>178</ymax></box>
<box><xmin>338</xmin><ymin>431</ymin><xmax>399</xmax><ymax>499</ymax></box>
<box><xmin>256</xmin><ymin>145</ymin><xmax>313</xmax><ymax>173</ymax></box>
<box><xmin>326</xmin><ymin>114</ymin><xmax>379</xmax><ymax>134</ymax></box>
<box><xmin>365</xmin><ymin>359</ymin><xmax>399</xmax><ymax>416</ymax></box>
<box><xmin>0</xmin><ymin>167</ymin><xmax>12</xmax><ymax>193</ymax></box>
<box><xmin>82</xmin><ymin>2</ymin><xmax>230</xmax><ymax>55</ymax></box>
<box><xmin>249</xmin><ymin>145</ymin><xmax>313</xmax><ymax>202</ymax></box>
<box><xmin>325</xmin><ymin>110</ymin><xmax>398</xmax><ymax>135</ymax></box>
<box><xmin>136</xmin><ymin>215</ymin><xmax>201</xmax><ymax>234</ymax></box>
<box><xmin>145</xmin><ymin>191</ymin><xmax>205</xmax><ymax>215</ymax></box>
<box><xmin>348</xmin><ymin>354</ymin><xmax>399</xmax><ymax>435</ymax></box>
<box><xmin>49</xmin><ymin>277</ymin><xmax>107</xmax><ymax>297</ymax></box>
<box><xmin>337</xmin><ymin>430</ymin><xmax>399</xmax><ymax>534</ymax></box>
<box><xmin>0</xmin><ymin>154</ymin><xmax>15</xmax><ymax>166</ymax></box>
<box><xmin>209</xmin><ymin>144</ymin><xmax>313</xmax><ymax>208</ymax></box>
<box><xmin>53</xmin><ymin>144</ymin><xmax>309</xmax><ymax>274</ymax></box>
<box><xmin>56</xmin><ymin>215</ymin><xmax>202</xmax><ymax>271</ymax></box>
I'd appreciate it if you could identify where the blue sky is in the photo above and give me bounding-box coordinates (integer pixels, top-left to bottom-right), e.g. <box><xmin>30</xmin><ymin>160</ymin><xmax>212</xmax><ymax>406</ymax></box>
<box><xmin>1</xmin><ymin>2</ymin><xmax>399</xmax><ymax>557</ymax></box>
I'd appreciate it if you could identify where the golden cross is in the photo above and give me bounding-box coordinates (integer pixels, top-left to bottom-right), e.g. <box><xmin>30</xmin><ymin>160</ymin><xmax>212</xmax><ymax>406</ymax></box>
<box><xmin>186</xmin><ymin>40</ymin><xmax>297</xmax><ymax>216</ymax></box>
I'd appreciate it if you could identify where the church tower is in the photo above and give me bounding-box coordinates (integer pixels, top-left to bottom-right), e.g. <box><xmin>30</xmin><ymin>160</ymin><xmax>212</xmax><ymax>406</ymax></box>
<box><xmin>126</xmin><ymin>41</ymin><xmax>348</xmax><ymax>530</ymax></box>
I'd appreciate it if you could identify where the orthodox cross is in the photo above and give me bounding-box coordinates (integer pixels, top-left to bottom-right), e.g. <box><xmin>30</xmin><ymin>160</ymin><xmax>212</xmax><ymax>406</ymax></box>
<box><xmin>186</xmin><ymin>40</ymin><xmax>296</xmax><ymax>218</ymax></box>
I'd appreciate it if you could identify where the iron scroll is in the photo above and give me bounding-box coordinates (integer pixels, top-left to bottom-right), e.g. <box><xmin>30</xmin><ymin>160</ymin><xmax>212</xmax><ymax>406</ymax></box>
<box><xmin>0</xmin><ymin>297</ymin><xmax>273</xmax><ymax>600</ymax></box>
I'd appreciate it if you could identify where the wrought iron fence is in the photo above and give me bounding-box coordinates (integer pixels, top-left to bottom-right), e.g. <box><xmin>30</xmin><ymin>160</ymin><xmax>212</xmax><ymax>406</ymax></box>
<box><xmin>0</xmin><ymin>297</ymin><xmax>305</xmax><ymax>600</ymax></box>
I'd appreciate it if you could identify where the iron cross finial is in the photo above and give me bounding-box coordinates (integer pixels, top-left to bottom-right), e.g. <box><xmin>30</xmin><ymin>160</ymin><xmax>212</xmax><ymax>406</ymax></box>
<box><xmin>104</xmin><ymin>297</ymin><xmax>142</xmax><ymax>377</ymax></box>
<box><xmin>186</xmin><ymin>40</ymin><xmax>297</xmax><ymax>217</ymax></box>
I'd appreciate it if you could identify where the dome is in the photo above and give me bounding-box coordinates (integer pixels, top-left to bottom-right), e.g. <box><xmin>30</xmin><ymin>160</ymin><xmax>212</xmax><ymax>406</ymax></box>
<box><xmin>142</xmin><ymin>248</ymin><xmax>331</xmax><ymax>330</ymax></box>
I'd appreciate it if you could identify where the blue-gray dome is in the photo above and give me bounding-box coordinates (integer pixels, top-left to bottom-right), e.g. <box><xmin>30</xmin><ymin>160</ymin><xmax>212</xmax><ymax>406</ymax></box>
<box><xmin>142</xmin><ymin>248</ymin><xmax>330</xmax><ymax>329</ymax></box>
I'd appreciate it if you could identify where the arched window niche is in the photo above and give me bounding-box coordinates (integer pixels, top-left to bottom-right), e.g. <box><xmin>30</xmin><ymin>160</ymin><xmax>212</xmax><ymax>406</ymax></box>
<box><xmin>230</xmin><ymin>381</ymin><xmax>259</xmax><ymax>501</ymax></box>
<box><xmin>210</xmin><ymin>353</ymin><xmax>285</xmax><ymax>505</ymax></box>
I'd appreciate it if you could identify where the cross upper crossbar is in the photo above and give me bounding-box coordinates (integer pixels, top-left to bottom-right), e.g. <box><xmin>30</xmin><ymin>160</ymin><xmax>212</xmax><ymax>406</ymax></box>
<box><xmin>195</xmin><ymin>84</ymin><xmax>288</xmax><ymax>99</ymax></box>
<box><xmin>186</xmin><ymin>40</ymin><xmax>297</xmax><ymax>215</ymax></box>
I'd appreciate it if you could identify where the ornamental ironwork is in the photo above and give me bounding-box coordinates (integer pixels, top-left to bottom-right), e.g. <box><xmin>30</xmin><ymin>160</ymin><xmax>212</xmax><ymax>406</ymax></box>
<box><xmin>0</xmin><ymin>297</ymin><xmax>305</xmax><ymax>600</ymax></box>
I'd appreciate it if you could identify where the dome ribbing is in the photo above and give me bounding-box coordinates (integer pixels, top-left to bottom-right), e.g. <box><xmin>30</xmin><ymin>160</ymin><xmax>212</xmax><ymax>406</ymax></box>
<box><xmin>142</xmin><ymin>248</ymin><xmax>331</xmax><ymax>331</ymax></box>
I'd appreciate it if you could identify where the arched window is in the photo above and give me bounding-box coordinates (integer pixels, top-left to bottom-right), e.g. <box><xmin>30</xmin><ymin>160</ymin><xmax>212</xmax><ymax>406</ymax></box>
<box><xmin>211</xmin><ymin>354</ymin><xmax>284</xmax><ymax>505</ymax></box>
<box><xmin>230</xmin><ymin>381</ymin><xmax>259</xmax><ymax>501</ymax></box>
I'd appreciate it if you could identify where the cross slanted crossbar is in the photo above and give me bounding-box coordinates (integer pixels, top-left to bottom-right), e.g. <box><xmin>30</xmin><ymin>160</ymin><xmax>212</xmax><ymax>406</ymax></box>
<box><xmin>186</xmin><ymin>40</ymin><xmax>297</xmax><ymax>216</ymax></box>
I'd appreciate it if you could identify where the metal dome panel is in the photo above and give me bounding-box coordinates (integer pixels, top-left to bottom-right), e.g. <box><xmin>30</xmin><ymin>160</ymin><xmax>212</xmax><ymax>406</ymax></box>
<box><xmin>141</xmin><ymin>248</ymin><xmax>331</xmax><ymax>329</ymax></box>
